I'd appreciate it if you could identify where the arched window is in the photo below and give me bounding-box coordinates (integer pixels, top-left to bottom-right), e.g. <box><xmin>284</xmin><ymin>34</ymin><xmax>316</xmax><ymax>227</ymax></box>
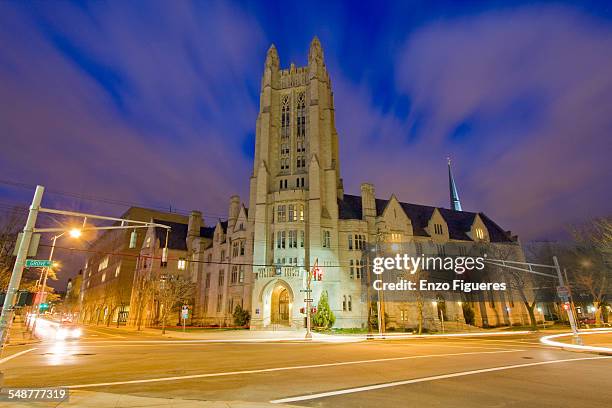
<box><xmin>281</xmin><ymin>95</ymin><xmax>290</xmax><ymax>140</ymax></box>
<box><xmin>296</xmin><ymin>92</ymin><xmax>306</xmax><ymax>139</ymax></box>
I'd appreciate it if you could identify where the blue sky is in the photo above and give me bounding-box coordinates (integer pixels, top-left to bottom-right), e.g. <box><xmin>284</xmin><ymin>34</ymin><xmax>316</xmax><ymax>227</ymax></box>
<box><xmin>1</xmin><ymin>0</ymin><xmax>611</xmax><ymax>248</ymax></box>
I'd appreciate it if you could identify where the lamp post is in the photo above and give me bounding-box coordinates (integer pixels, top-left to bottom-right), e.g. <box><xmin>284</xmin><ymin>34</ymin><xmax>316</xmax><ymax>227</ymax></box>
<box><xmin>29</xmin><ymin>231</ymin><xmax>82</xmax><ymax>336</ymax></box>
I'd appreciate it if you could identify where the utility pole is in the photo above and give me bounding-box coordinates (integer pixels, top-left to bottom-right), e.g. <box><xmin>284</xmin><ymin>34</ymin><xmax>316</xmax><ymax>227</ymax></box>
<box><xmin>486</xmin><ymin>256</ymin><xmax>582</xmax><ymax>344</ymax></box>
<box><xmin>0</xmin><ymin>185</ymin><xmax>44</xmax><ymax>352</ymax></box>
<box><xmin>304</xmin><ymin>258</ymin><xmax>317</xmax><ymax>340</ymax></box>
<box><xmin>553</xmin><ymin>256</ymin><xmax>580</xmax><ymax>344</ymax></box>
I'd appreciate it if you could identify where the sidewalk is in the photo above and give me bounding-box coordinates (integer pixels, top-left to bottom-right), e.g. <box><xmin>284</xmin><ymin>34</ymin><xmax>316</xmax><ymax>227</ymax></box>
<box><xmin>5</xmin><ymin>316</ymin><xmax>40</xmax><ymax>347</ymax></box>
<box><xmin>2</xmin><ymin>390</ymin><xmax>297</xmax><ymax>408</ymax></box>
<box><xmin>85</xmin><ymin>324</ymin><xmax>362</xmax><ymax>342</ymax></box>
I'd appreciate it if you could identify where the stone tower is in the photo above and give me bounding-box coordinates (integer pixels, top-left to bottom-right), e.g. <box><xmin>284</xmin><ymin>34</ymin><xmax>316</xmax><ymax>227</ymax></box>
<box><xmin>249</xmin><ymin>37</ymin><xmax>343</xmax><ymax>327</ymax></box>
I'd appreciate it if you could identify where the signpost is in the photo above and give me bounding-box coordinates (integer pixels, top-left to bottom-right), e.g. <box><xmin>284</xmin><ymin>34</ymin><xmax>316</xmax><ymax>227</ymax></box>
<box><xmin>556</xmin><ymin>285</ymin><xmax>570</xmax><ymax>300</ymax></box>
<box><xmin>25</xmin><ymin>259</ymin><xmax>53</xmax><ymax>268</ymax></box>
<box><xmin>181</xmin><ymin>305</ymin><xmax>189</xmax><ymax>332</ymax></box>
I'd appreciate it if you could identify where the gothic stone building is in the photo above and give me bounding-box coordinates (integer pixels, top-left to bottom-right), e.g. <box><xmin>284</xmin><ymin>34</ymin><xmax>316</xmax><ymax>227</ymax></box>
<box><xmin>191</xmin><ymin>38</ymin><xmax>541</xmax><ymax>331</ymax></box>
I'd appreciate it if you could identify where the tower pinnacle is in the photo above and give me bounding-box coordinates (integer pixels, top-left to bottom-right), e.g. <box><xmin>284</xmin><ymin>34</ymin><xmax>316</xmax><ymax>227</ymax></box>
<box><xmin>448</xmin><ymin>157</ymin><xmax>462</xmax><ymax>211</ymax></box>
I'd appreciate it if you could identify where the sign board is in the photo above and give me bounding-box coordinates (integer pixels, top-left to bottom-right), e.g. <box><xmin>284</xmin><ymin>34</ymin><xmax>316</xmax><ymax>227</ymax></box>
<box><xmin>181</xmin><ymin>305</ymin><xmax>189</xmax><ymax>319</ymax></box>
<box><xmin>13</xmin><ymin>233</ymin><xmax>41</xmax><ymax>257</ymax></box>
<box><xmin>300</xmin><ymin>289</ymin><xmax>312</xmax><ymax>293</ymax></box>
<box><xmin>25</xmin><ymin>259</ymin><xmax>53</xmax><ymax>268</ymax></box>
<box><xmin>304</xmin><ymin>298</ymin><xmax>314</xmax><ymax>303</ymax></box>
<box><xmin>556</xmin><ymin>286</ymin><xmax>570</xmax><ymax>298</ymax></box>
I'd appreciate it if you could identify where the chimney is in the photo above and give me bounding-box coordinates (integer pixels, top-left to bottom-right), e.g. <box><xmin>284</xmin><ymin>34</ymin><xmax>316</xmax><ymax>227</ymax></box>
<box><xmin>187</xmin><ymin>210</ymin><xmax>202</xmax><ymax>250</ymax></box>
<box><xmin>360</xmin><ymin>183</ymin><xmax>376</xmax><ymax>220</ymax></box>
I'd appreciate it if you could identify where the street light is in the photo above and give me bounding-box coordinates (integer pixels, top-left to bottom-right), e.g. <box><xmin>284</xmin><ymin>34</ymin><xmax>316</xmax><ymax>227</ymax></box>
<box><xmin>29</xmin><ymin>231</ymin><xmax>80</xmax><ymax>336</ymax></box>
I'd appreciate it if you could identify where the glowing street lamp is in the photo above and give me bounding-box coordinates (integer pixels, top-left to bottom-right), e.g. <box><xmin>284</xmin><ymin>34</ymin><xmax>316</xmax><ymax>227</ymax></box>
<box><xmin>69</xmin><ymin>228</ymin><xmax>82</xmax><ymax>238</ymax></box>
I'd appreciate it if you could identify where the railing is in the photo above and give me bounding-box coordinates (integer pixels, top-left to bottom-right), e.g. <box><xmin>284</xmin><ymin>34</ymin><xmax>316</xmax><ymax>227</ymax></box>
<box><xmin>256</xmin><ymin>266</ymin><xmax>302</xmax><ymax>280</ymax></box>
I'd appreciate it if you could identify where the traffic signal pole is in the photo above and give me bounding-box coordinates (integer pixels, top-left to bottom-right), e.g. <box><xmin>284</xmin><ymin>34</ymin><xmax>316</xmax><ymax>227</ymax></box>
<box><xmin>552</xmin><ymin>256</ymin><xmax>580</xmax><ymax>344</ymax></box>
<box><xmin>0</xmin><ymin>185</ymin><xmax>44</xmax><ymax>353</ymax></box>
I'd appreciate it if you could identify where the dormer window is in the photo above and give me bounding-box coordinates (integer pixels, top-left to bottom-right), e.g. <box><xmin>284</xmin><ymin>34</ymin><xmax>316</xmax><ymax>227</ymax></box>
<box><xmin>475</xmin><ymin>228</ymin><xmax>485</xmax><ymax>240</ymax></box>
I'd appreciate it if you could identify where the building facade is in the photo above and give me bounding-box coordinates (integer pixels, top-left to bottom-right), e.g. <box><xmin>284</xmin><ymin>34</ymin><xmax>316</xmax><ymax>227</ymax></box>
<box><xmin>192</xmin><ymin>38</ymin><xmax>541</xmax><ymax>331</ymax></box>
<box><xmin>79</xmin><ymin>207</ymin><xmax>188</xmax><ymax>326</ymax></box>
<box><xmin>79</xmin><ymin>38</ymin><xmax>540</xmax><ymax>331</ymax></box>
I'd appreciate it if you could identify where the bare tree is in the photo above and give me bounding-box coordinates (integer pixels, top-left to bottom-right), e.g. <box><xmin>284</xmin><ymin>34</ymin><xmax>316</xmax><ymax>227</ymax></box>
<box><xmin>0</xmin><ymin>206</ymin><xmax>27</xmax><ymax>291</ymax></box>
<box><xmin>571</xmin><ymin>217</ymin><xmax>611</xmax><ymax>325</ymax></box>
<box><xmin>155</xmin><ymin>273</ymin><xmax>195</xmax><ymax>334</ymax></box>
<box><xmin>496</xmin><ymin>244</ymin><xmax>543</xmax><ymax>330</ymax></box>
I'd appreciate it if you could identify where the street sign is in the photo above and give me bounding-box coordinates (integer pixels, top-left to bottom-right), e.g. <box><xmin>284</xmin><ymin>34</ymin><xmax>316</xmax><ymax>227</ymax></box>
<box><xmin>556</xmin><ymin>286</ymin><xmax>570</xmax><ymax>298</ymax></box>
<box><xmin>181</xmin><ymin>305</ymin><xmax>189</xmax><ymax>319</ymax></box>
<box><xmin>304</xmin><ymin>298</ymin><xmax>313</xmax><ymax>302</ymax></box>
<box><xmin>25</xmin><ymin>259</ymin><xmax>52</xmax><ymax>268</ymax></box>
<box><xmin>300</xmin><ymin>289</ymin><xmax>312</xmax><ymax>293</ymax></box>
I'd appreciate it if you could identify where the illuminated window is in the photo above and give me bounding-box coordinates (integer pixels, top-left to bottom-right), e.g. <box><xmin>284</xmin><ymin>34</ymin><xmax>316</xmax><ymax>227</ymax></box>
<box><xmin>475</xmin><ymin>228</ymin><xmax>485</xmax><ymax>240</ymax></box>
<box><xmin>101</xmin><ymin>272</ymin><xmax>106</xmax><ymax>282</ymax></box>
<box><xmin>115</xmin><ymin>264</ymin><xmax>121</xmax><ymax>277</ymax></box>
<box><xmin>238</xmin><ymin>265</ymin><xmax>244</xmax><ymax>283</ymax></box>
<box><xmin>98</xmin><ymin>256</ymin><xmax>109</xmax><ymax>271</ymax></box>
<box><xmin>178</xmin><ymin>259</ymin><xmax>186</xmax><ymax>270</ymax></box>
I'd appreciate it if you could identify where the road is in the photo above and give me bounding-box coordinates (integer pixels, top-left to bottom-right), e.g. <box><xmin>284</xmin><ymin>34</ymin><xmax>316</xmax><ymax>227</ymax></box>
<box><xmin>1</xmin><ymin>326</ymin><xmax>611</xmax><ymax>407</ymax></box>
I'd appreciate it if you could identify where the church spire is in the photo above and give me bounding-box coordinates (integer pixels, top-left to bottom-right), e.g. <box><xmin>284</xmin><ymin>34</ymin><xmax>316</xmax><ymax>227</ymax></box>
<box><xmin>448</xmin><ymin>157</ymin><xmax>462</xmax><ymax>211</ymax></box>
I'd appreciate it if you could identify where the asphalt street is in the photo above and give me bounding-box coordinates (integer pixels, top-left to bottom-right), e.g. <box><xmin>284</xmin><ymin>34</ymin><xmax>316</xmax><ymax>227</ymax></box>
<box><xmin>1</xmin><ymin>326</ymin><xmax>611</xmax><ymax>407</ymax></box>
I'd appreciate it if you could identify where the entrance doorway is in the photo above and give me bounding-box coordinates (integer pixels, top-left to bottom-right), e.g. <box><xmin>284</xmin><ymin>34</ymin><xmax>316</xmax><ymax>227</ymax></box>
<box><xmin>271</xmin><ymin>286</ymin><xmax>290</xmax><ymax>325</ymax></box>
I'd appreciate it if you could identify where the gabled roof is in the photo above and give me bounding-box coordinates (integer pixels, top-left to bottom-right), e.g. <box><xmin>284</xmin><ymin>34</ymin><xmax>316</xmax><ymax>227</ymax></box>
<box><xmin>153</xmin><ymin>220</ymin><xmax>189</xmax><ymax>250</ymax></box>
<box><xmin>200</xmin><ymin>226</ymin><xmax>215</xmax><ymax>239</ymax></box>
<box><xmin>153</xmin><ymin>219</ymin><xmax>216</xmax><ymax>250</ymax></box>
<box><xmin>338</xmin><ymin>194</ymin><xmax>513</xmax><ymax>243</ymax></box>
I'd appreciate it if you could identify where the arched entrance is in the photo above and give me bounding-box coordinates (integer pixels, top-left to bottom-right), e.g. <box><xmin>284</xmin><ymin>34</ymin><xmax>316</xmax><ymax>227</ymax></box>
<box><xmin>271</xmin><ymin>286</ymin><xmax>290</xmax><ymax>325</ymax></box>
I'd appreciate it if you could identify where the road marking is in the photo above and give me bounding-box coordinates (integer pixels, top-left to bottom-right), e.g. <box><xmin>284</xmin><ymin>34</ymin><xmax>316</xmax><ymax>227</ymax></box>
<box><xmin>83</xmin><ymin>328</ymin><xmax>125</xmax><ymax>338</ymax></box>
<box><xmin>62</xmin><ymin>349</ymin><xmax>522</xmax><ymax>389</ymax></box>
<box><xmin>270</xmin><ymin>356</ymin><xmax>612</xmax><ymax>404</ymax></box>
<box><xmin>540</xmin><ymin>330</ymin><xmax>612</xmax><ymax>354</ymax></box>
<box><xmin>0</xmin><ymin>348</ymin><xmax>37</xmax><ymax>364</ymax></box>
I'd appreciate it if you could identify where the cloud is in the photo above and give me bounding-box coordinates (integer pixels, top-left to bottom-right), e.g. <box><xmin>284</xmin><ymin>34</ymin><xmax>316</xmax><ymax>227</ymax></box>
<box><xmin>0</xmin><ymin>1</ymin><xmax>266</xmax><ymax>218</ymax></box>
<box><xmin>337</xmin><ymin>6</ymin><xmax>612</xmax><ymax>240</ymax></box>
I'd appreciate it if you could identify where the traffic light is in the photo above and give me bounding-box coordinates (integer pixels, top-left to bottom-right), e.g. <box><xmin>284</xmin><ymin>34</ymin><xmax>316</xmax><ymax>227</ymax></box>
<box><xmin>311</xmin><ymin>307</ymin><xmax>317</xmax><ymax>314</ymax></box>
<box><xmin>300</xmin><ymin>307</ymin><xmax>305</xmax><ymax>314</ymax></box>
<box><xmin>562</xmin><ymin>303</ymin><xmax>570</xmax><ymax>311</ymax></box>
<box><xmin>39</xmin><ymin>303</ymin><xmax>49</xmax><ymax>312</ymax></box>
